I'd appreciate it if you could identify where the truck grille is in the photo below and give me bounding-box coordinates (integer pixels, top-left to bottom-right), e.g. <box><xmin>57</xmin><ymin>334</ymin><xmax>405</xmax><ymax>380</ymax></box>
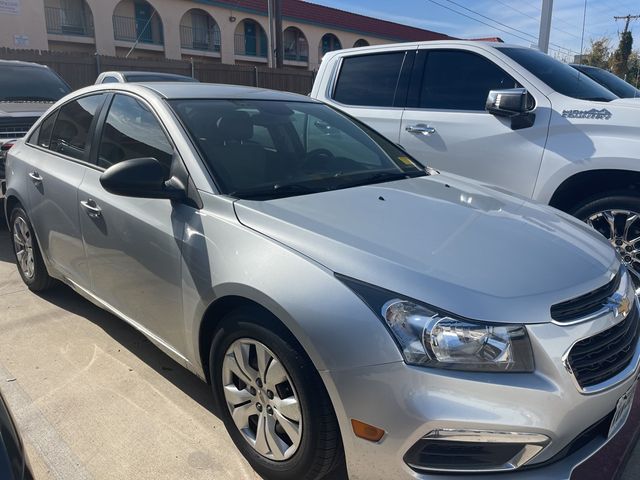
<box><xmin>551</xmin><ymin>270</ymin><xmax>622</xmax><ymax>322</ymax></box>
<box><xmin>567</xmin><ymin>305</ymin><xmax>640</xmax><ymax>389</ymax></box>
<box><xmin>0</xmin><ymin>117</ymin><xmax>39</xmax><ymax>140</ymax></box>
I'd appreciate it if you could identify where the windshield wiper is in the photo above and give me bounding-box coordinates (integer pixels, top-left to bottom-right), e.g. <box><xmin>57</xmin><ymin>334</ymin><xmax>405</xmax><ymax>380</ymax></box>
<box><xmin>0</xmin><ymin>96</ymin><xmax>57</xmax><ymax>102</ymax></box>
<box><xmin>336</xmin><ymin>171</ymin><xmax>424</xmax><ymax>189</ymax></box>
<box><xmin>230</xmin><ymin>182</ymin><xmax>322</xmax><ymax>200</ymax></box>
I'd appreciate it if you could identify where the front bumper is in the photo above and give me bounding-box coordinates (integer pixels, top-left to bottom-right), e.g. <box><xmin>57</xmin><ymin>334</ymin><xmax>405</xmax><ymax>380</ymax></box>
<box><xmin>321</xmin><ymin>308</ymin><xmax>640</xmax><ymax>479</ymax></box>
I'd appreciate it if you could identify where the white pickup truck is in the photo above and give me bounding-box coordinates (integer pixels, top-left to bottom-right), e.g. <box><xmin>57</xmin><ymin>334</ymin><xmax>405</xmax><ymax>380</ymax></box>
<box><xmin>311</xmin><ymin>40</ymin><xmax>640</xmax><ymax>282</ymax></box>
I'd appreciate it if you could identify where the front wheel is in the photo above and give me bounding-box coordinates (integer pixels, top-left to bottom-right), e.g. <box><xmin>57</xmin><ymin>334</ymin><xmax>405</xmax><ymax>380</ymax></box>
<box><xmin>210</xmin><ymin>307</ymin><xmax>343</xmax><ymax>480</ymax></box>
<box><xmin>570</xmin><ymin>193</ymin><xmax>640</xmax><ymax>285</ymax></box>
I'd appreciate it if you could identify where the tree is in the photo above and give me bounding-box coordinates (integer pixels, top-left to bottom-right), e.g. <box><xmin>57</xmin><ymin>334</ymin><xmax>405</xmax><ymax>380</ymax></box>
<box><xmin>610</xmin><ymin>30</ymin><xmax>633</xmax><ymax>78</ymax></box>
<box><xmin>581</xmin><ymin>38</ymin><xmax>611</xmax><ymax>68</ymax></box>
<box><xmin>628</xmin><ymin>51</ymin><xmax>640</xmax><ymax>87</ymax></box>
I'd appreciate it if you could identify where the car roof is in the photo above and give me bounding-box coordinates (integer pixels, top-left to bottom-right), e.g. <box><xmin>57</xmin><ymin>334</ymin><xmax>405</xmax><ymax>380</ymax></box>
<box><xmin>71</xmin><ymin>82</ymin><xmax>318</xmax><ymax>102</ymax></box>
<box><xmin>0</xmin><ymin>59</ymin><xmax>50</xmax><ymax>68</ymax></box>
<box><xmin>322</xmin><ymin>39</ymin><xmax>522</xmax><ymax>57</ymax></box>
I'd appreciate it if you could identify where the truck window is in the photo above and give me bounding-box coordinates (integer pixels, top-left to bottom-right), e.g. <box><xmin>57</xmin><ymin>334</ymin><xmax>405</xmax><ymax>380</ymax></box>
<box><xmin>419</xmin><ymin>50</ymin><xmax>520</xmax><ymax>111</ymax></box>
<box><xmin>497</xmin><ymin>47</ymin><xmax>617</xmax><ymax>102</ymax></box>
<box><xmin>333</xmin><ymin>52</ymin><xmax>406</xmax><ymax>107</ymax></box>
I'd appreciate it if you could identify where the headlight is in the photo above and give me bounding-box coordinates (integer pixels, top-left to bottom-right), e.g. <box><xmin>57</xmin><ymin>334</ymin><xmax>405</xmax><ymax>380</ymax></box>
<box><xmin>339</xmin><ymin>275</ymin><xmax>534</xmax><ymax>372</ymax></box>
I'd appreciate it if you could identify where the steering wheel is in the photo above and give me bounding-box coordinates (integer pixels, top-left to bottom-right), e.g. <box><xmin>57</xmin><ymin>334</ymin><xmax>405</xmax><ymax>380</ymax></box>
<box><xmin>301</xmin><ymin>148</ymin><xmax>336</xmax><ymax>173</ymax></box>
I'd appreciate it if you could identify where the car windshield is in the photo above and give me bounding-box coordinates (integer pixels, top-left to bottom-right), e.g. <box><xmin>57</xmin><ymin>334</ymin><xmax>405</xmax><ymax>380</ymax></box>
<box><xmin>170</xmin><ymin>99</ymin><xmax>426</xmax><ymax>199</ymax></box>
<box><xmin>497</xmin><ymin>47</ymin><xmax>618</xmax><ymax>102</ymax></box>
<box><xmin>0</xmin><ymin>65</ymin><xmax>70</xmax><ymax>102</ymax></box>
<box><xmin>125</xmin><ymin>74</ymin><xmax>197</xmax><ymax>83</ymax></box>
<box><xmin>572</xmin><ymin>65</ymin><xmax>640</xmax><ymax>98</ymax></box>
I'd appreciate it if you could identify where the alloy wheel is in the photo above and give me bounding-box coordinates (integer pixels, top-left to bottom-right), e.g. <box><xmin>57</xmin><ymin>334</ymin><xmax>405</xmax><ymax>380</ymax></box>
<box><xmin>221</xmin><ymin>338</ymin><xmax>303</xmax><ymax>461</ymax></box>
<box><xmin>13</xmin><ymin>216</ymin><xmax>35</xmax><ymax>280</ymax></box>
<box><xmin>587</xmin><ymin>209</ymin><xmax>640</xmax><ymax>284</ymax></box>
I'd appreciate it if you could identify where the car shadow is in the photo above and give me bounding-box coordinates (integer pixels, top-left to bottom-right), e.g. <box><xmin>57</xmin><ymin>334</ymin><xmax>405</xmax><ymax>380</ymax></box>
<box><xmin>35</xmin><ymin>282</ymin><xmax>221</xmax><ymax>417</ymax></box>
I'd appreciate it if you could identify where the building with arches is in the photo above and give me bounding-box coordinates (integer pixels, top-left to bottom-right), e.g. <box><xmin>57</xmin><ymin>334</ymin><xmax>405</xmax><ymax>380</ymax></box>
<box><xmin>0</xmin><ymin>0</ymin><xmax>452</xmax><ymax>70</ymax></box>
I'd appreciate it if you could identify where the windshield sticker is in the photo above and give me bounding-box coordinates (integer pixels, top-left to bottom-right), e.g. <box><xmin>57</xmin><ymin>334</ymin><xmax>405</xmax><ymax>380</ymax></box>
<box><xmin>397</xmin><ymin>156</ymin><xmax>414</xmax><ymax>166</ymax></box>
<box><xmin>562</xmin><ymin>108</ymin><xmax>612</xmax><ymax>120</ymax></box>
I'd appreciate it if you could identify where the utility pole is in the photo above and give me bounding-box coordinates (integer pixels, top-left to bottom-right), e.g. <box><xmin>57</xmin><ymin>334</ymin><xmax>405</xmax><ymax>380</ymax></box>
<box><xmin>538</xmin><ymin>0</ymin><xmax>554</xmax><ymax>53</ymax></box>
<box><xmin>614</xmin><ymin>14</ymin><xmax>640</xmax><ymax>33</ymax></box>
<box><xmin>267</xmin><ymin>0</ymin><xmax>284</xmax><ymax>68</ymax></box>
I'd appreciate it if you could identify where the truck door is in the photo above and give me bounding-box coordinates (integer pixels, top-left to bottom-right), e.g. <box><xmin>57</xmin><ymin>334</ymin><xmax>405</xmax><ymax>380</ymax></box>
<box><xmin>399</xmin><ymin>47</ymin><xmax>551</xmax><ymax>198</ymax></box>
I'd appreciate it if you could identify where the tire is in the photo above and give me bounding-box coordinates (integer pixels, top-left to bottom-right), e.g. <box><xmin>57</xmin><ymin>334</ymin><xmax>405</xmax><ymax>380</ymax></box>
<box><xmin>9</xmin><ymin>206</ymin><xmax>56</xmax><ymax>291</ymax></box>
<box><xmin>569</xmin><ymin>192</ymin><xmax>640</xmax><ymax>282</ymax></box>
<box><xmin>210</xmin><ymin>306</ymin><xmax>344</xmax><ymax>480</ymax></box>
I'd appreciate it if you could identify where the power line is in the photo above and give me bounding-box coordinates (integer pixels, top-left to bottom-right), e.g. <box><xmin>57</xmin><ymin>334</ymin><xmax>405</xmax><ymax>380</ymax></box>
<box><xmin>440</xmin><ymin>0</ymin><xmax>577</xmax><ymax>54</ymax></box>
<box><xmin>423</xmin><ymin>0</ymin><xmax>572</xmax><ymax>58</ymax></box>
<box><xmin>492</xmin><ymin>0</ymin><xmax>581</xmax><ymax>40</ymax></box>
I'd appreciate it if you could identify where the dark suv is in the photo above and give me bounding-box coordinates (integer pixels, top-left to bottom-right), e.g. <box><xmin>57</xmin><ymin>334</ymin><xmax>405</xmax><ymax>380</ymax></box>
<box><xmin>0</xmin><ymin>60</ymin><xmax>70</xmax><ymax>188</ymax></box>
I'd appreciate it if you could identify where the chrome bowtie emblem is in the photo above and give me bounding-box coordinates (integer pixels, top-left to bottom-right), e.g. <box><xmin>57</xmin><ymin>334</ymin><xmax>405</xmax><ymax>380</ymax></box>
<box><xmin>604</xmin><ymin>292</ymin><xmax>632</xmax><ymax>319</ymax></box>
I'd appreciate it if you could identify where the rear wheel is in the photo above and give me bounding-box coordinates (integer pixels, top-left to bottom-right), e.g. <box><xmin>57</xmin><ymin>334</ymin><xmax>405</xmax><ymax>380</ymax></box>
<box><xmin>10</xmin><ymin>206</ymin><xmax>56</xmax><ymax>291</ymax></box>
<box><xmin>570</xmin><ymin>193</ymin><xmax>640</xmax><ymax>285</ymax></box>
<box><xmin>210</xmin><ymin>307</ymin><xmax>343</xmax><ymax>480</ymax></box>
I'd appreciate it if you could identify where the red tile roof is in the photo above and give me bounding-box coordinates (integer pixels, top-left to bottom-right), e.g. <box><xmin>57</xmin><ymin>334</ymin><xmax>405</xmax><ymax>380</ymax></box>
<box><xmin>197</xmin><ymin>0</ymin><xmax>454</xmax><ymax>41</ymax></box>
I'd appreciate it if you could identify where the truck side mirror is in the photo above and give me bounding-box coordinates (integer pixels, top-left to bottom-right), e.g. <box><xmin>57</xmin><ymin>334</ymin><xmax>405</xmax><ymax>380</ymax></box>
<box><xmin>486</xmin><ymin>88</ymin><xmax>535</xmax><ymax>130</ymax></box>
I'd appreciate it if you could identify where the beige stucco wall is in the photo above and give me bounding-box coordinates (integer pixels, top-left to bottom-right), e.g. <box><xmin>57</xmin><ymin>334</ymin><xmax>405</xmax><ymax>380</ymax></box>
<box><xmin>0</xmin><ymin>0</ymin><xmax>49</xmax><ymax>50</ymax></box>
<box><xmin>0</xmin><ymin>0</ymin><xmax>411</xmax><ymax>70</ymax></box>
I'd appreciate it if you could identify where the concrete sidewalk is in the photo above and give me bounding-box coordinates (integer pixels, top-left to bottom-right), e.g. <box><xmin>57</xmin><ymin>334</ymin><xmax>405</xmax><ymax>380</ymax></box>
<box><xmin>0</xmin><ymin>213</ymin><xmax>637</xmax><ymax>480</ymax></box>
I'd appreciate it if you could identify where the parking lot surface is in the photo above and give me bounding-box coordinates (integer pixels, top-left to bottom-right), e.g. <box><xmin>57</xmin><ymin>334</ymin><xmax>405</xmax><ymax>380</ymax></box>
<box><xmin>0</xmin><ymin>218</ymin><xmax>258</xmax><ymax>480</ymax></box>
<box><xmin>0</xmin><ymin>211</ymin><xmax>638</xmax><ymax>480</ymax></box>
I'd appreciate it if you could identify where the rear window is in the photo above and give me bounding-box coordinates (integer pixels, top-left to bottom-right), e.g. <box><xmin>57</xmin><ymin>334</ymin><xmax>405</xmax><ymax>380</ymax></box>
<box><xmin>498</xmin><ymin>47</ymin><xmax>617</xmax><ymax>102</ymax></box>
<box><xmin>0</xmin><ymin>65</ymin><xmax>70</xmax><ymax>102</ymax></box>
<box><xmin>333</xmin><ymin>52</ymin><xmax>406</xmax><ymax>107</ymax></box>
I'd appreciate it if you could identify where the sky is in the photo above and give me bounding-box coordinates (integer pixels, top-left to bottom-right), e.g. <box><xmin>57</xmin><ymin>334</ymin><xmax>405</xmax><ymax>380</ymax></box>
<box><xmin>308</xmin><ymin>0</ymin><xmax>640</xmax><ymax>61</ymax></box>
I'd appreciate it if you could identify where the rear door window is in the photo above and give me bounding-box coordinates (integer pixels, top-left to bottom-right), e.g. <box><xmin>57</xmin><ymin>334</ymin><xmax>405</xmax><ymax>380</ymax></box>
<box><xmin>419</xmin><ymin>50</ymin><xmax>520</xmax><ymax>110</ymax></box>
<box><xmin>49</xmin><ymin>94</ymin><xmax>105</xmax><ymax>160</ymax></box>
<box><xmin>97</xmin><ymin>94</ymin><xmax>174</xmax><ymax>173</ymax></box>
<box><xmin>333</xmin><ymin>52</ymin><xmax>407</xmax><ymax>107</ymax></box>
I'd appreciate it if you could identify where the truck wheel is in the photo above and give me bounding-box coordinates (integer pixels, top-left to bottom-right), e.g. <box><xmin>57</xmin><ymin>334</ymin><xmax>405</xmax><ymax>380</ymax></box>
<box><xmin>210</xmin><ymin>306</ymin><xmax>344</xmax><ymax>480</ymax></box>
<box><xmin>570</xmin><ymin>193</ymin><xmax>640</xmax><ymax>283</ymax></box>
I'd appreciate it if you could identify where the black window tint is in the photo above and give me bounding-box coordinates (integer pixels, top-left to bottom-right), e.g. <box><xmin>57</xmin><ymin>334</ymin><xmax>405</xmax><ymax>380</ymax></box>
<box><xmin>98</xmin><ymin>94</ymin><xmax>173</xmax><ymax>172</ymax></box>
<box><xmin>49</xmin><ymin>95</ymin><xmax>104</xmax><ymax>160</ymax></box>
<box><xmin>334</xmin><ymin>52</ymin><xmax>406</xmax><ymax>107</ymax></box>
<box><xmin>420</xmin><ymin>50</ymin><xmax>520</xmax><ymax>110</ymax></box>
<box><xmin>498</xmin><ymin>47</ymin><xmax>617</xmax><ymax>101</ymax></box>
<box><xmin>0</xmin><ymin>65</ymin><xmax>70</xmax><ymax>102</ymax></box>
<box><xmin>34</xmin><ymin>112</ymin><xmax>57</xmax><ymax>148</ymax></box>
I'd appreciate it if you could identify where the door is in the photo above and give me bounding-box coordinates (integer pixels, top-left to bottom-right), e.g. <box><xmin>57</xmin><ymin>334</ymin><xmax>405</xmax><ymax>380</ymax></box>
<box><xmin>135</xmin><ymin>2</ymin><xmax>152</xmax><ymax>43</ymax></box>
<box><xmin>244</xmin><ymin>20</ymin><xmax>256</xmax><ymax>56</ymax></box>
<box><xmin>26</xmin><ymin>94</ymin><xmax>105</xmax><ymax>288</ymax></box>
<box><xmin>399</xmin><ymin>48</ymin><xmax>551</xmax><ymax>198</ymax></box>
<box><xmin>78</xmin><ymin>93</ymin><xmax>187</xmax><ymax>353</ymax></box>
<box><xmin>330</xmin><ymin>50</ymin><xmax>414</xmax><ymax>143</ymax></box>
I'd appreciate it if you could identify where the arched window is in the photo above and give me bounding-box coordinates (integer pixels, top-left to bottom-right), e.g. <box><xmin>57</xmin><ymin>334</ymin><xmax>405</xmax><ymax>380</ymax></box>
<box><xmin>235</xmin><ymin>19</ymin><xmax>268</xmax><ymax>58</ymax></box>
<box><xmin>283</xmin><ymin>27</ymin><xmax>309</xmax><ymax>62</ymax></box>
<box><xmin>320</xmin><ymin>33</ymin><xmax>342</xmax><ymax>55</ymax></box>
<box><xmin>44</xmin><ymin>0</ymin><xmax>94</xmax><ymax>37</ymax></box>
<box><xmin>113</xmin><ymin>0</ymin><xmax>163</xmax><ymax>45</ymax></box>
<box><xmin>354</xmin><ymin>39</ymin><xmax>369</xmax><ymax>48</ymax></box>
<box><xmin>180</xmin><ymin>9</ymin><xmax>221</xmax><ymax>52</ymax></box>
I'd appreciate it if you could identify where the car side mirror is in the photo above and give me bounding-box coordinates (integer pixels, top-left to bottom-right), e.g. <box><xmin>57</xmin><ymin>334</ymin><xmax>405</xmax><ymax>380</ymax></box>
<box><xmin>486</xmin><ymin>88</ymin><xmax>535</xmax><ymax>130</ymax></box>
<box><xmin>100</xmin><ymin>157</ymin><xmax>186</xmax><ymax>201</ymax></box>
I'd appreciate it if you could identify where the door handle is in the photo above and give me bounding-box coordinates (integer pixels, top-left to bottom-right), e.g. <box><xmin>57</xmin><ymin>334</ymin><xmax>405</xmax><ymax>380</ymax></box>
<box><xmin>28</xmin><ymin>171</ymin><xmax>43</xmax><ymax>183</ymax></box>
<box><xmin>405</xmin><ymin>124</ymin><xmax>436</xmax><ymax>136</ymax></box>
<box><xmin>80</xmin><ymin>199</ymin><xmax>102</xmax><ymax>218</ymax></box>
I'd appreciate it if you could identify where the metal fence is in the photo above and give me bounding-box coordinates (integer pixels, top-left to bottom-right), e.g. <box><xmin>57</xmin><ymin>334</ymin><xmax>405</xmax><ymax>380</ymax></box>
<box><xmin>44</xmin><ymin>6</ymin><xmax>94</xmax><ymax>37</ymax></box>
<box><xmin>112</xmin><ymin>15</ymin><xmax>163</xmax><ymax>45</ymax></box>
<box><xmin>180</xmin><ymin>25</ymin><xmax>221</xmax><ymax>52</ymax></box>
<box><xmin>0</xmin><ymin>48</ymin><xmax>315</xmax><ymax>94</ymax></box>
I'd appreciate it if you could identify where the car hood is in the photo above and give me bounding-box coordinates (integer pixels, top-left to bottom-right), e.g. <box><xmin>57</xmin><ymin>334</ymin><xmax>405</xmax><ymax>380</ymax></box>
<box><xmin>234</xmin><ymin>173</ymin><xmax>618</xmax><ymax>324</ymax></box>
<box><xmin>0</xmin><ymin>101</ymin><xmax>52</xmax><ymax>117</ymax></box>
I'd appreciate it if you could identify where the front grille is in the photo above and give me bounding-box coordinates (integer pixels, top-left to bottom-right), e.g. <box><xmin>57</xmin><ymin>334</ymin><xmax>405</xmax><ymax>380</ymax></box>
<box><xmin>551</xmin><ymin>270</ymin><xmax>622</xmax><ymax>322</ymax></box>
<box><xmin>0</xmin><ymin>117</ymin><xmax>39</xmax><ymax>140</ymax></box>
<box><xmin>567</xmin><ymin>305</ymin><xmax>640</xmax><ymax>388</ymax></box>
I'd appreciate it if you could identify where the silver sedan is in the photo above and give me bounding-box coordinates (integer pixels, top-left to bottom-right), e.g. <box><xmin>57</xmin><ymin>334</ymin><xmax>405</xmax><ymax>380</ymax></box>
<box><xmin>4</xmin><ymin>82</ymin><xmax>639</xmax><ymax>479</ymax></box>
